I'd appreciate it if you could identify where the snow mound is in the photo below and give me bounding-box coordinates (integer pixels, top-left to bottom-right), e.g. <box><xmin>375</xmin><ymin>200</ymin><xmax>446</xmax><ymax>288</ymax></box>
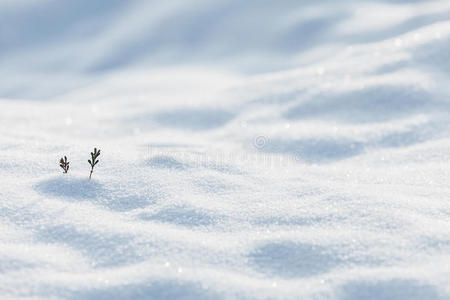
<box><xmin>1</xmin><ymin>1</ymin><xmax>450</xmax><ymax>299</ymax></box>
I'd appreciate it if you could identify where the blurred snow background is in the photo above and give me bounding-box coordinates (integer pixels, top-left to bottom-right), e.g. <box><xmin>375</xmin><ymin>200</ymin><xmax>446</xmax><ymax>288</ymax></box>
<box><xmin>1</xmin><ymin>0</ymin><xmax>450</xmax><ymax>299</ymax></box>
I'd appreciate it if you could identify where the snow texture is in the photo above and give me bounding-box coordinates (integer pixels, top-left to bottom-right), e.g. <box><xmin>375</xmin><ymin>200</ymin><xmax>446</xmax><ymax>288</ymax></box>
<box><xmin>1</xmin><ymin>0</ymin><xmax>450</xmax><ymax>299</ymax></box>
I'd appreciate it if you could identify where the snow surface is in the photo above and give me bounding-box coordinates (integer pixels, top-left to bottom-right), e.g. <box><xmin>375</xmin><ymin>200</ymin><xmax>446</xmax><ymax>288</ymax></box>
<box><xmin>1</xmin><ymin>0</ymin><xmax>450</xmax><ymax>299</ymax></box>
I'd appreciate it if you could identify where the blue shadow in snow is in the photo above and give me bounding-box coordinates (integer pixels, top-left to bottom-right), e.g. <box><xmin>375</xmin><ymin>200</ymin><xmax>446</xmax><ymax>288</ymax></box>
<box><xmin>257</xmin><ymin>120</ymin><xmax>443</xmax><ymax>164</ymax></box>
<box><xmin>139</xmin><ymin>206</ymin><xmax>221</xmax><ymax>227</ymax></box>
<box><xmin>373</xmin><ymin>36</ymin><xmax>450</xmax><ymax>76</ymax></box>
<box><xmin>248</xmin><ymin>241</ymin><xmax>340</xmax><ymax>278</ymax></box>
<box><xmin>35</xmin><ymin>177</ymin><xmax>103</xmax><ymax>199</ymax></box>
<box><xmin>413</xmin><ymin>36</ymin><xmax>450</xmax><ymax>74</ymax></box>
<box><xmin>284</xmin><ymin>86</ymin><xmax>431</xmax><ymax>123</ymax></box>
<box><xmin>253</xmin><ymin>216</ymin><xmax>335</xmax><ymax>227</ymax></box>
<box><xmin>377</xmin><ymin>129</ymin><xmax>429</xmax><ymax>148</ymax></box>
<box><xmin>278</xmin><ymin>13</ymin><xmax>346</xmax><ymax>53</ymax></box>
<box><xmin>153</xmin><ymin>108</ymin><xmax>235</xmax><ymax>130</ymax></box>
<box><xmin>0</xmin><ymin>259</ymin><xmax>35</xmax><ymax>273</ymax></box>
<box><xmin>146</xmin><ymin>155</ymin><xmax>190</xmax><ymax>170</ymax></box>
<box><xmin>67</xmin><ymin>281</ymin><xmax>219</xmax><ymax>300</ymax></box>
<box><xmin>261</xmin><ymin>138</ymin><xmax>364</xmax><ymax>164</ymax></box>
<box><xmin>337</xmin><ymin>279</ymin><xmax>445</xmax><ymax>300</ymax></box>
<box><xmin>35</xmin><ymin>177</ymin><xmax>156</xmax><ymax>212</ymax></box>
<box><xmin>36</xmin><ymin>225</ymin><xmax>143</xmax><ymax>268</ymax></box>
<box><xmin>0</xmin><ymin>0</ymin><xmax>127</xmax><ymax>55</ymax></box>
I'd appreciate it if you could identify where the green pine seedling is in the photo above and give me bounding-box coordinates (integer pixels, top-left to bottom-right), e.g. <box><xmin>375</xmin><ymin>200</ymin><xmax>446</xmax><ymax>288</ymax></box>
<box><xmin>59</xmin><ymin>156</ymin><xmax>69</xmax><ymax>173</ymax></box>
<box><xmin>88</xmin><ymin>148</ymin><xmax>101</xmax><ymax>180</ymax></box>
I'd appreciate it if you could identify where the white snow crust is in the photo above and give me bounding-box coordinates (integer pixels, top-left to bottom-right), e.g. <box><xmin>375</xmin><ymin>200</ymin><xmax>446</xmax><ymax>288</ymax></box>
<box><xmin>1</xmin><ymin>1</ymin><xmax>450</xmax><ymax>299</ymax></box>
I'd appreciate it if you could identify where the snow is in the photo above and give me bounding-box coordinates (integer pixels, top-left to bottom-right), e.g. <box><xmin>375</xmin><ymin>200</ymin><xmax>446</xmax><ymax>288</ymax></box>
<box><xmin>1</xmin><ymin>0</ymin><xmax>450</xmax><ymax>299</ymax></box>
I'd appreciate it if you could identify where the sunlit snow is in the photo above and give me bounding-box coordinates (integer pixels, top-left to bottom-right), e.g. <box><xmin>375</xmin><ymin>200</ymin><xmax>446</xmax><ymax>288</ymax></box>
<box><xmin>1</xmin><ymin>0</ymin><xmax>450</xmax><ymax>299</ymax></box>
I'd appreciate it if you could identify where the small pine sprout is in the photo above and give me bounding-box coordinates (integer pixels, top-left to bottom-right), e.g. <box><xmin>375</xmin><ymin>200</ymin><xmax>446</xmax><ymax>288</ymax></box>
<box><xmin>59</xmin><ymin>156</ymin><xmax>70</xmax><ymax>173</ymax></box>
<box><xmin>88</xmin><ymin>147</ymin><xmax>101</xmax><ymax>180</ymax></box>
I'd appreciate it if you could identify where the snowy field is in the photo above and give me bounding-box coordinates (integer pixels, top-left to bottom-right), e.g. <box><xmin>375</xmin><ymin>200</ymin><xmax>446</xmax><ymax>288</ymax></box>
<box><xmin>1</xmin><ymin>0</ymin><xmax>450</xmax><ymax>299</ymax></box>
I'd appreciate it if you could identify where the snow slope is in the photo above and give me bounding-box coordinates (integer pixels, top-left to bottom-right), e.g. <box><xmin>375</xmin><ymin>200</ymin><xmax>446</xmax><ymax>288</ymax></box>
<box><xmin>1</xmin><ymin>0</ymin><xmax>450</xmax><ymax>299</ymax></box>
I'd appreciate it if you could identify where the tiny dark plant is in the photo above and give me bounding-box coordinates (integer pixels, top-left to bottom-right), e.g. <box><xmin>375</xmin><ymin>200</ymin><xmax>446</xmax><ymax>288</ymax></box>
<box><xmin>59</xmin><ymin>156</ymin><xmax>70</xmax><ymax>173</ymax></box>
<box><xmin>88</xmin><ymin>147</ymin><xmax>101</xmax><ymax>180</ymax></box>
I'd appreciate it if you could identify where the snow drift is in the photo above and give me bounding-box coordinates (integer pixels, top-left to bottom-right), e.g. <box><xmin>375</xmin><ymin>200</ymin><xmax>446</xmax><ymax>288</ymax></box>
<box><xmin>0</xmin><ymin>0</ymin><xmax>449</xmax><ymax>299</ymax></box>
